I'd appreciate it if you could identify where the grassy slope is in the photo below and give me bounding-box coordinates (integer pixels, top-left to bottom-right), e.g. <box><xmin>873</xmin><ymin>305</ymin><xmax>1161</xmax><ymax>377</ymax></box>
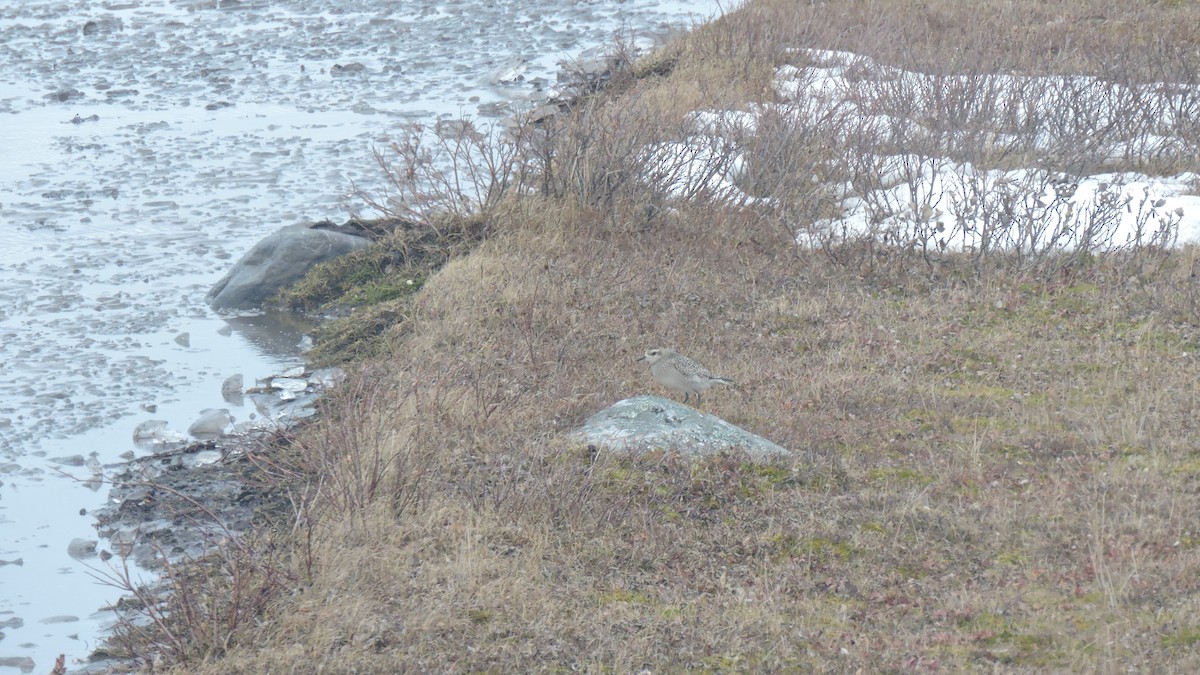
<box><xmin>162</xmin><ymin>1</ymin><xmax>1200</xmax><ymax>671</ymax></box>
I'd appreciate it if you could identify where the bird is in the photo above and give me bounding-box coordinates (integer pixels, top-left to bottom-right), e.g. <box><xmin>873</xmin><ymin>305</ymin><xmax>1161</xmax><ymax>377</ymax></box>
<box><xmin>637</xmin><ymin>348</ymin><xmax>733</xmax><ymax>404</ymax></box>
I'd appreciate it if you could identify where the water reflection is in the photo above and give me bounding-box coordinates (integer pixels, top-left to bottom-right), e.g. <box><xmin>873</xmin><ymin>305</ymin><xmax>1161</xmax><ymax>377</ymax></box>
<box><xmin>221</xmin><ymin>311</ymin><xmax>319</xmax><ymax>362</ymax></box>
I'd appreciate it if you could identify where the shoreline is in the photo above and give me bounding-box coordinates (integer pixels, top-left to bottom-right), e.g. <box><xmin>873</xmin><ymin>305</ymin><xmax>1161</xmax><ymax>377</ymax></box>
<box><xmin>79</xmin><ymin>0</ymin><xmax>1200</xmax><ymax>670</ymax></box>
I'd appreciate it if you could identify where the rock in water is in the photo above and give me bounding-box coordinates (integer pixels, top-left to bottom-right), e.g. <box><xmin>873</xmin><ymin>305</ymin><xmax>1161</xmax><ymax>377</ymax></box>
<box><xmin>133</xmin><ymin>419</ymin><xmax>187</xmax><ymax>447</ymax></box>
<box><xmin>187</xmin><ymin>409</ymin><xmax>233</xmax><ymax>438</ymax></box>
<box><xmin>221</xmin><ymin>373</ymin><xmax>244</xmax><ymax>404</ymax></box>
<box><xmin>67</xmin><ymin>538</ymin><xmax>98</xmax><ymax>559</ymax></box>
<box><xmin>206</xmin><ymin>222</ymin><xmax>370</xmax><ymax>311</ymax></box>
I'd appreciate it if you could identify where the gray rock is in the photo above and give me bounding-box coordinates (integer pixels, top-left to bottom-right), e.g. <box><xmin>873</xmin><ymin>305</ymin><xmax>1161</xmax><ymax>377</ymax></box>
<box><xmin>50</xmin><ymin>455</ymin><xmax>87</xmax><ymax>467</ymax></box>
<box><xmin>575</xmin><ymin>395</ymin><xmax>789</xmax><ymax>460</ymax></box>
<box><xmin>133</xmin><ymin>419</ymin><xmax>186</xmax><ymax>447</ymax></box>
<box><xmin>39</xmin><ymin>615</ymin><xmax>79</xmax><ymax>624</ymax></box>
<box><xmin>187</xmin><ymin>408</ymin><xmax>233</xmax><ymax>438</ymax></box>
<box><xmin>330</xmin><ymin>62</ymin><xmax>366</xmax><ymax>76</ymax></box>
<box><xmin>309</xmin><ymin>367</ymin><xmax>345</xmax><ymax>389</ymax></box>
<box><xmin>0</xmin><ymin>658</ymin><xmax>33</xmax><ymax>672</ymax></box>
<box><xmin>206</xmin><ymin>222</ymin><xmax>370</xmax><ymax>311</ymax></box>
<box><xmin>221</xmin><ymin>373</ymin><xmax>244</xmax><ymax>404</ymax></box>
<box><xmin>67</xmin><ymin>538</ymin><xmax>98</xmax><ymax>559</ymax></box>
<box><xmin>270</xmin><ymin>377</ymin><xmax>308</xmax><ymax>393</ymax></box>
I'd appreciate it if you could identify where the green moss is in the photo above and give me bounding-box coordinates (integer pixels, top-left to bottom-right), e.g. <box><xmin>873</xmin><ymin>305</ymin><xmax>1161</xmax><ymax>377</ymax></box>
<box><xmin>994</xmin><ymin>550</ymin><xmax>1028</xmax><ymax>565</ymax></box>
<box><xmin>860</xmin><ymin>521</ymin><xmax>887</xmax><ymax>535</ymax></box>
<box><xmin>658</xmin><ymin>605</ymin><xmax>688</xmax><ymax>620</ymax></box>
<box><xmin>263</xmin><ymin>214</ymin><xmax>492</xmax><ymax>364</ymax></box>
<box><xmin>339</xmin><ymin>276</ymin><xmax>424</xmax><ymax>306</ymax></box>
<box><xmin>962</xmin><ymin>613</ymin><xmax>1062</xmax><ymax>667</ymax></box>
<box><xmin>1178</xmin><ymin>535</ymin><xmax>1200</xmax><ymax>550</ymax></box>
<box><xmin>271</xmin><ymin>213</ymin><xmax>488</xmax><ymax>312</ymax></box>
<box><xmin>597</xmin><ymin>589</ymin><xmax>651</xmax><ymax>605</ymax></box>
<box><xmin>893</xmin><ymin>564</ymin><xmax>929</xmax><ymax>580</ymax></box>
<box><xmin>738</xmin><ymin>462</ymin><xmax>793</xmax><ymax>486</ymax></box>
<box><xmin>866</xmin><ymin>467</ymin><xmax>935</xmax><ymax>487</ymax></box>
<box><xmin>768</xmin><ymin>534</ymin><xmax>858</xmax><ymax>562</ymax></box>
<box><xmin>1022</xmin><ymin>392</ymin><xmax>1049</xmax><ymax>406</ymax></box>
<box><xmin>1169</xmin><ymin>459</ymin><xmax>1200</xmax><ymax>476</ymax></box>
<box><xmin>941</xmin><ymin>384</ymin><xmax>1015</xmax><ymax>401</ymax></box>
<box><xmin>732</xmin><ymin>461</ymin><xmax>797</xmax><ymax>499</ymax></box>
<box><xmin>1162</xmin><ymin>626</ymin><xmax>1200</xmax><ymax>648</ymax></box>
<box><xmin>901</xmin><ymin>408</ymin><xmax>943</xmax><ymax>435</ymax></box>
<box><xmin>467</xmin><ymin>609</ymin><xmax>495</xmax><ymax>625</ymax></box>
<box><xmin>991</xmin><ymin>444</ymin><xmax>1032</xmax><ymax>461</ymax></box>
<box><xmin>303</xmin><ymin>298</ymin><xmax>413</xmax><ymax>366</ymax></box>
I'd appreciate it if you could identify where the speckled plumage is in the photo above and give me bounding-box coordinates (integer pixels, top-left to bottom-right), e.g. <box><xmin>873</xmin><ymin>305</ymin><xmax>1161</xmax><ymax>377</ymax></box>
<box><xmin>637</xmin><ymin>347</ymin><xmax>733</xmax><ymax>403</ymax></box>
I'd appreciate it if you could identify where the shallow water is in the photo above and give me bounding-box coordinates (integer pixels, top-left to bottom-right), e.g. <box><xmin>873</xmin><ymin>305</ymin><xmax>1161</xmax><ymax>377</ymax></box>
<box><xmin>0</xmin><ymin>0</ymin><xmax>723</xmax><ymax>669</ymax></box>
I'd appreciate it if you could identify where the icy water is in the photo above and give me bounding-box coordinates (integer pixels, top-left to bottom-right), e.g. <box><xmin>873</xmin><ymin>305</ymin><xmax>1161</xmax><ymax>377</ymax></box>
<box><xmin>0</xmin><ymin>0</ymin><xmax>723</xmax><ymax>670</ymax></box>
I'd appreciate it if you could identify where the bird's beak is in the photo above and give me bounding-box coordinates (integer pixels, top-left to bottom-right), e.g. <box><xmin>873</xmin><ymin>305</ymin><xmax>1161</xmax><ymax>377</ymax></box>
<box><xmin>636</xmin><ymin>354</ymin><xmax>646</xmax><ymax>362</ymax></box>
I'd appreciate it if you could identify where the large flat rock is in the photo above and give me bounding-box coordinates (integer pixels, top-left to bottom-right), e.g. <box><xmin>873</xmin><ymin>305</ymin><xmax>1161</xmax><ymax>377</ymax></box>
<box><xmin>575</xmin><ymin>395</ymin><xmax>790</xmax><ymax>460</ymax></box>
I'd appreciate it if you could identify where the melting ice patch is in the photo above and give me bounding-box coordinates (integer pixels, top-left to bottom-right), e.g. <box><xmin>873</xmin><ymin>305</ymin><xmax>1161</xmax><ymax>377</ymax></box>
<box><xmin>646</xmin><ymin>48</ymin><xmax>1200</xmax><ymax>251</ymax></box>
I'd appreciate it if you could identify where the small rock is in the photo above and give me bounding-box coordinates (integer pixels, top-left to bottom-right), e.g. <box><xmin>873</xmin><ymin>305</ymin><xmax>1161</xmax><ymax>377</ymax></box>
<box><xmin>221</xmin><ymin>374</ymin><xmax>244</xmax><ymax>404</ymax></box>
<box><xmin>44</xmin><ymin>88</ymin><xmax>85</xmax><ymax>102</ymax></box>
<box><xmin>133</xmin><ymin>420</ymin><xmax>185</xmax><ymax>446</ymax></box>
<box><xmin>0</xmin><ymin>657</ymin><xmax>33</xmax><ymax>672</ymax></box>
<box><xmin>271</xmin><ymin>377</ymin><xmax>307</xmax><ymax>393</ymax></box>
<box><xmin>174</xmin><ymin>332</ymin><xmax>190</xmax><ymax>347</ymax></box>
<box><xmin>330</xmin><ymin>62</ymin><xmax>366</xmax><ymax>76</ymax></box>
<box><xmin>50</xmin><ymin>455</ymin><xmax>87</xmax><ymax>467</ymax></box>
<box><xmin>67</xmin><ymin>538</ymin><xmax>98</xmax><ymax>559</ymax></box>
<box><xmin>188</xmin><ymin>409</ymin><xmax>233</xmax><ymax>438</ymax></box>
<box><xmin>39</xmin><ymin>615</ymin><xmax>79</xmax><ymax>624</ymax></box>
<box><xmin>309</xmin><ymin>367</ymin><xmax>344</xmax><ymax>389</ymax></box>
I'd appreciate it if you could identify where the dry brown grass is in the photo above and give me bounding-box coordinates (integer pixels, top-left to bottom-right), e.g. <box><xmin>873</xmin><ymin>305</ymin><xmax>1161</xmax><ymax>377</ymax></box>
<box><xmin>165</xmin><ymin>213</ymin><xmax>1200</xmax><ymax>672</ymax></box>
<box><xmin>764</xmin><ymin>0</ymin><xmax>1200</xmax><ymax>79</ymax></box>
<box><xmin>130</xmin><ymin>0</ymin><xmax>1200</xmax><ymax>672</ymax></box>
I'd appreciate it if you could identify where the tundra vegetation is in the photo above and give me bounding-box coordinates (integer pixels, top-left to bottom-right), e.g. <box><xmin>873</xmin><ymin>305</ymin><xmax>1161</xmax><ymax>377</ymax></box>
<box><xmin>105</xmin><ymin>0</ymin><xmax>1200</xmax><ymax>671</ymax></box>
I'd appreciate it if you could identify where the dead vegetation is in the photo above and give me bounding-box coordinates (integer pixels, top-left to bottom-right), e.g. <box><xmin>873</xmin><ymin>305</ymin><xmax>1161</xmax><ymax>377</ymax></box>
<box><xmin>103</xmin><ymin>0</ymin><xmax>1200</xmax><ymax>671</ymax></box>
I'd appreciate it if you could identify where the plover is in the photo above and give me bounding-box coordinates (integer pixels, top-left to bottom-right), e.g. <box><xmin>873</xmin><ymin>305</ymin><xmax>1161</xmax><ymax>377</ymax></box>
<box><xmin>637</xmin><ymin>348</ymin><xmax>733</xmax><ymax>403</ymax></box>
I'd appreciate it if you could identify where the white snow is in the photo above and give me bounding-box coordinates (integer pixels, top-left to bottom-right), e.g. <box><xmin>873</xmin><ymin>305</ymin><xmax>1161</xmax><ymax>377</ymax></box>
<box><xmin>650</xmin><ymin>48</ymin><xmax>1200</xmax><ymax>251</ymax></box>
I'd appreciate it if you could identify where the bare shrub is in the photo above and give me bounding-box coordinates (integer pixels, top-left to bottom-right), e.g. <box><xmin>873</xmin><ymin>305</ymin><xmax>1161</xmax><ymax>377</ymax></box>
<box><xmin>533</xmin><ymin>91</ymin><xmax>692</xmax><ymax>224</ymax></box>
<box><xmin>92</xmin><ymin>484</ymin><xmax>295</xmax><ymax>667</ymax></box>
<box><xmin>748</xmin><ymin>44</ymin><xmax>1195</xmax><ymax>280</ymax></box>
<box><xmin>289</xmin><ymin>365</ymin><xmax>436</xmax><ymax>524</ymax></box>
<box><xmin>353</xmin><ymin>116</ymin><xmax>538</xmax><ymax>232</ymax></box>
